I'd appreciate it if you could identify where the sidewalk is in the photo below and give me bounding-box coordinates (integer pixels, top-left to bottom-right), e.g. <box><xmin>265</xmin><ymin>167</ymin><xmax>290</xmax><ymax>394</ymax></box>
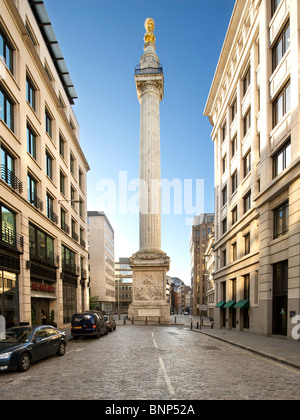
<box><xmin>191</xmin><ymin>325</ymin><xmax>300</xmax><ymax>370</ymax></box>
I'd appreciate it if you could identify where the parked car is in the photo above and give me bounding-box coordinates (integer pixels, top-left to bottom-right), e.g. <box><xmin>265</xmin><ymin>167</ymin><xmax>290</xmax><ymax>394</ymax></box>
<box><xmin>0</xmin><ymin>325</ymin><xmax>67</xmax><ymax>373</ymax></box>
<box><xmin>104</xmin><ymin>315</ymin><xmax>116</xmax><ymax>332</ymax></box>
<box><xmin>71</xmin><ymin>312</ymin><xmax>108</xmax><ymax>339</ymax></box>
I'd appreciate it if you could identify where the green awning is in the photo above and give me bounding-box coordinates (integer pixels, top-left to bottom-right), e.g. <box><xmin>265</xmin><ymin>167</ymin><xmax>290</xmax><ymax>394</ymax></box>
<box><xmin>224</xmin><ymin>300</ymin><xmax>236</xmax><ymax>308</ymax></box>
<box><xmin>234</xmin><ymin>300</ymin><xmax>249</xmax><ymax>309</ymax></box>
<box><xmin>215</xmin><ymin>301</ymin><xmax>226</xmax><ymax>308</ymax></box>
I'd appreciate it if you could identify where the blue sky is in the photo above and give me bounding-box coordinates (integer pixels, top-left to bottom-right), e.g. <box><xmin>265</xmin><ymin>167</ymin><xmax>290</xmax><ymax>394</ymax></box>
<box><xmin>44</xmin><ymin>0</ymin><xmax>236</xmax><ymax>285</ymax></box>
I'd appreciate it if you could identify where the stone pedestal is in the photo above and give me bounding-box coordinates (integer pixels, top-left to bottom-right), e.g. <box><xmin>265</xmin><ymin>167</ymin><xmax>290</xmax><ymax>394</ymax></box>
<box><xmin>128</xmin><ymin>250</ymin><xmax>170</xmax><ymax>324</ymax></box>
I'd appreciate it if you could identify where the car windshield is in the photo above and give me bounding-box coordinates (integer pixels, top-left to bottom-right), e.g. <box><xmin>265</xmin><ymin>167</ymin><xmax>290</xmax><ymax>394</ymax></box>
<box><xmin>0</xmin><ymin>327</ymin><xmax>33</xmax><ymax>343</ymax></box>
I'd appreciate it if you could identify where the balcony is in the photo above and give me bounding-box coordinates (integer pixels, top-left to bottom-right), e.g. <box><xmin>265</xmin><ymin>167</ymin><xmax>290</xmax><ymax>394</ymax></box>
<box><xmin>1</xmin><ymin>165</ymin><xmax>23</xmax><ymax>194</ymax></box>
<box><xmin>135</xmin><ymin>64</ymin><xmax>163</xmax><ymax>75</ymax></box>
<box><xmin>1</xmin><ymin>227</ymin><xmax>24</xmax><ymax>253</ymax></box>
<box><xmin>28</xmin><ymin>190</ymin><xmax>43</xmax><ymax>211</ymax></box>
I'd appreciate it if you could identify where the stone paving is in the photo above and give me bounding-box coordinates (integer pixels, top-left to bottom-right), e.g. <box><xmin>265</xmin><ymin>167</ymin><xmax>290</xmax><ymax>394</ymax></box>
<box><xmin>0</xmin><ymin>322</ymin><xmax>299</xmax><ymax>400</ymax></box>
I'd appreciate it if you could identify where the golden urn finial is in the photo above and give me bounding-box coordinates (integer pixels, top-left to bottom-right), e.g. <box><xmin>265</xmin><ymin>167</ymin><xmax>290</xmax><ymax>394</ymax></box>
<box><xmin>144</xmin><ymin>17</ymin><xmax>156</xmax><ymax>45</ymax></box>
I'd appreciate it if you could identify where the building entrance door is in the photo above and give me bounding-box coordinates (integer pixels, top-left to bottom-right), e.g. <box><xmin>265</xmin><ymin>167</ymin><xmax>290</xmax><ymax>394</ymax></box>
<box><xmin>31</xmin><ymin>298</ymin><xmax>49</xmax><ymax>325</ymax></box>
<box><xmin>272</xmin><ymin>261</ymin><xmax>288</xmax><ymax>336</ymax></box>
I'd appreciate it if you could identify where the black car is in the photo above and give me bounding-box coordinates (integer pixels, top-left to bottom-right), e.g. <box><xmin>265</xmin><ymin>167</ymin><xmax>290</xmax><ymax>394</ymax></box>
<box><xmin>0</xmin><ymin>325</ymin><xmax>67</xmax><ymax>373</ymax></box>
<box><xmin>71</xmin><ymin>312</ymin><xmax>108</xmax><ymax>339</ymax></box>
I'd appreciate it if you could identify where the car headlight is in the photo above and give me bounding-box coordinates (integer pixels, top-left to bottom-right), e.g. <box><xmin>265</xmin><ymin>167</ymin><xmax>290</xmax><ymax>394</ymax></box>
<box><xmin>0</xmin><ymin>352</ymin><xmax>12</xmax><ymax>360</ymax></box>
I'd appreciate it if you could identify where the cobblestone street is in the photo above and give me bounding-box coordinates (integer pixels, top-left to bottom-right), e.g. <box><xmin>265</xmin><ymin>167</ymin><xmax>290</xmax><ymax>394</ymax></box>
<box><xmin>0</xmin><ymin>324</ymin><xmax>299</xmax><ymax>401</ymax></box>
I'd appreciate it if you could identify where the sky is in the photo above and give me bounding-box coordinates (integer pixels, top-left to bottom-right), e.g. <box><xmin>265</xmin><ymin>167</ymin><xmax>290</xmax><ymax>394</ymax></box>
<box><xmin>44</xmin><ymin>0</ymin><xmax>236</xmax><ymax>286</ymax></box>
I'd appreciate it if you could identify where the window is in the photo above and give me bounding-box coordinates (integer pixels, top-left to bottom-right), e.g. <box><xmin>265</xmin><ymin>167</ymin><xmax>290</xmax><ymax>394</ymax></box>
<box><xmin>243</xmin><ymin>108</ymin><xmax>251</xmax><ymax>137</ymax></box>
<box><xmin>71</xmin><ymin>219</ymin><xmax>78</xmax><ymax>241</ymax></box>
<box><xmin>244</xmin><ymin>150</ymin><xmax>251</xmax><ymax>178</ymax></box>
<box><xmin>273</xmin><ymin>81</ymin><xmax>291</xmax><ymax>128</ymax></box>
<box><xmin>271</xmin><ymin>0</ymin><xmax>282</xmax><ymax>17</ymax></box>
<box><xmin>222</xmin><ymin>185</ymin><xmax>227</xmax><ymax>206</ymax></box>
<box><xmin>26</xmin><ymin>75</ymin><xmax>36</xmax><ymax>111</ymax></box>
<box><xmin>0</xmin><ymin>85</ymin><xmax>14</xmax><ymax>131</ymax></box>
<box><xmin>0</xmin><ymin>203</ymin><xmax>16</xmax><ymax>247</ymax></box>
<box><xmin>243</xmin><ymin>67</ymin><xmax>251</xmax><ymax>96</ymax></box>
<box><xmin>27</xmin><ymin>124</ymin><xmax>37</xmax><ymax>160</ymax></box>
<box><xmin>79</xmin><ymin>198</ymin><xmax>84</xmax><ymax>218</ymax></box>
<box><xmin>45</xmin><ymin>150</ymin><xmax>53</xmax><ymax>180</ymax></box>
<box><xmin>232</xmin><ymin>242</ymin><xmax>237</xmax><ymax>262</ymax></box>
<box><xmin>222</xmin><ymin>122</ymin><xmax>227</xmax><ymax>142</ymax></box>
<box><xmin>45</xmin><ymin>108</ymin><xmax>52</xmax><ymax>138</ymax></box>
<box><xmin>244</xmin><ymin>191</ymin><xmax>251</xmax><ymax>213</ymax></box>
<box><xmin>222</xmin><ymin>154</ymin><xmax>227</xmax><ymax>174</ymax></box>
<box><xmin>29</xmin><ymin>223</ymin><xmax>54</xmax><ymax>264</ymax></box>
<box><xmin>273</xmin><ymin>139</ymin><xmax>291</xmax><ymax>178</ymax></box>
<box><xmin>231</xmin><ymin>171</ymin><xmax>238</xmax><ymax>194</ymax></box>
<box><xmin>46</xmin><ymin>193</ymin><xmax>57</xmax><ymax>223</ymax></box>
<box><xmin>61</xmin><ymin>208</ymin><xmax>69</xmax><ymax>234</ymax></box>
<box><xmin>61</xmin><ymin>245</ymin><xmax>76</xmax><ymax>274</ymax></box>
<box><xmin>1</xmin><ymin>145</ymin><xmax>14</xmax><ymax>188</ymax></box>
<box><xmin>244</xmin><ymin>233</ymin><xmax>250</xmax><ymax>255</ymax></box>
<box><xmin>272</xmin><ymin>21</ymin><xmax>290</xmax><ymax>72</ymax></box>
<box><xmin>28</xmin><ymin>173</ymin><xmax>43</xmax><ymax>210</ymax></box>
<box><xmin>79</xmin><ymin>169</ymin><xmax>83</xmax><ymax>188</ymax></box>
<box><xmin>274</xmin><ymin>200</ymin><xmax>289</xmax><ymax>239</ymax></box>
<box><xmin>231</xmin><ymin>135</ymin><xmax>237</xmax><ymax>158</ymax></box>
<box><xmin>60</xmin><ymin>170</ymin><xmax>66</xmax><ymax>195</ymax></box>
<box><xmin>222</xmin><ymin>249</ymin><xmax>227</xmax><ymax>267</ymax></box>
<box><xmin>222</xmin><ymin>217</ymin><xmax>227</xmax><ymax>235</ymax></box>
<box><xmin>231</xmin><ymin>206</ymin><xmax>238</xmax><ymax>225</ymax></box>
<box><xmin>70</xmin><ymin>153</ymin><xmax>75</xmax><ymax>175</ymax></box>
<box><xmin>0</xmin><ymin>28</ymin><xmax>13</xmax><ymax>73</ymax></box>
<box><xmin>70</xmin><ymin>186</ymin><xmax>76</xmax><ymax>208</ymax></box>
<box><xmin>231</xmin><ymin>98</ymin><xmax>237</xmax><ymax>121</ymax></box>
<box><xmin>59</xmin><ymin>135</ymin><xmax>65</xmax><ymax>159</ymax></box>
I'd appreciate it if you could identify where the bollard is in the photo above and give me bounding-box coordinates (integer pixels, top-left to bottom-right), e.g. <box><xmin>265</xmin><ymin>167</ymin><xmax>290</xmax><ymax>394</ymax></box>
<box><xmin>123</xmin><ymin>317</ymin><xmax>126</xmax><ymax>325</ymax></box>
<box><xmin>211</xmin><ymin>320</ymin><xmax>214</xmax><ymax>329</ymax></box>
<box><xmin>197</xmin><ymin>321</ymin><xmax>199</xmax><ymax>329</ymax></box>
<box><xmin>191</xmin><ymin>321</ymin><xmax>193</xmax><ymax>330</ymax></box>
<box><xmin>145</xmin><ymin>317</ymin><xmax>148</xmax><ymax>325</ymax></box>
<box><xmin>175</xmin><ymin>316</ymin><xmax>177</xmax><ymax>324</ymax></box>
<box><xmin>131</xmin><ymin>317</ymin><xmax>134</xmax><ymax>324</ymax></box>
<box><xmin>159</xmin><ymin>316</ymin><xmax>161</xmax><ymax>325</ymax></box>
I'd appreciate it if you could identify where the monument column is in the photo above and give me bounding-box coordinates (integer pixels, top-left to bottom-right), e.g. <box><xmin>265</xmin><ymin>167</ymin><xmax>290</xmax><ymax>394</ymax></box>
<box><xmin>128</xmin><ymin>18</ymin><xmax>170</xmax><ymax>324</ymax></box>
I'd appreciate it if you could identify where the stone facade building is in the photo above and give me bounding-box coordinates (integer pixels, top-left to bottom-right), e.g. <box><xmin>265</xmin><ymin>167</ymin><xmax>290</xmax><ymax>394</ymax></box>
<box><xmin>0</xmin><ymin>0</ymin><xmax>89</xmax><ymax>328</ymax></box>
<box><xmin>88</xmin><ymin>211</ymin><xmax>115</xmax><ymax>312</ymax></box>
<box><xmin>204</xmin><ymin>0</ymin><xmax>300</xmax><ymax>338</ymax></box>
<box><xmin>190</xmin><ymin>214</ymin><xmax>214</xmax><ymax>316</ymax></box>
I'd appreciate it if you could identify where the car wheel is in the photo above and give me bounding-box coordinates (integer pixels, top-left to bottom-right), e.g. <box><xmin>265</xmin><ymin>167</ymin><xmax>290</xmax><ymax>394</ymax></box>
<box><xmin>17</xmin><ymin>353</ymin><xmax>31</xmax><ymax>372</ymax></box>
<box><xmin>56</xmin><ymin>342</ymin><xmax>66</xmax><ymax>356</ymax></box>
<box><xmin>104</xmin><ymin>327</ymin><xmax>108</xmax><ymax>335</ymax></box>
<box><xmin>96</xmin><ymin>329</ymin><xmax>101</xmax><ymax>339</ymax></box>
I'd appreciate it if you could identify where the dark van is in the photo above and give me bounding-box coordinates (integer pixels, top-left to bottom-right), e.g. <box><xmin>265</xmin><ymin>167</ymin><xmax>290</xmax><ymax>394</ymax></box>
<box><xmin>71</xmin><ymin>312</ymin><xmax>108</xmax><ymax>339</ymax></box>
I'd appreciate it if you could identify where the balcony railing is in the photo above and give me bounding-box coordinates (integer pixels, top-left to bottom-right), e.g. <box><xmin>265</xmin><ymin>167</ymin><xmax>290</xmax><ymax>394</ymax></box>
<box><xmin>28</xmin><ymin>190</ymin><xmax>43</xmax><ymax>211</ymax></box>
<box><xmin>29</xmin><ymin>246</ymin><xmax>59</xmax><ymax>267</ymax></box>
<box><xmin>1</xmin><ymin>227</ymin><xmax>24</xmax><ymax>253</ymax></box>
<box><xmin>135</xmin><ymin>64</ymin><xmax>163</xmax><ymax>75</ymax></box>
<box><xmin>61</xmin><ymin>221</ymin><xmax>70</xmax><ymax>235</ymax></box>
<box><xmin>62</xmin><ymin>261</ymin><xmax>78</xmax><ymax>276</ymax></box>
<box><xmin>47</xmin><ymin>208</ymin><xmax>58</xmax><ymax>224</ymax></box>
<box><xmin>1</xmin><ymin>165</ymin><xmax>23</xmax><ymax>193</ymax></box>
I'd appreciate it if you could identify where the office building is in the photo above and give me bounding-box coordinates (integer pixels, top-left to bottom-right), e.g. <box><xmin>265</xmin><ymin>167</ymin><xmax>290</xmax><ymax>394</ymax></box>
<box><xmin>204</xmin><ymin>0</ymin><xmax>300</xmax><ymax>338</ymax></box>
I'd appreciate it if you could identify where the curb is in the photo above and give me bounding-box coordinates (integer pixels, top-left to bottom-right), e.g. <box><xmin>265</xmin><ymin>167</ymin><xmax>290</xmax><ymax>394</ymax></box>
<box><xmin>191</xmin><ymin>329</ymin><xmax>300</xmax><ymax>371</ymax></box>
